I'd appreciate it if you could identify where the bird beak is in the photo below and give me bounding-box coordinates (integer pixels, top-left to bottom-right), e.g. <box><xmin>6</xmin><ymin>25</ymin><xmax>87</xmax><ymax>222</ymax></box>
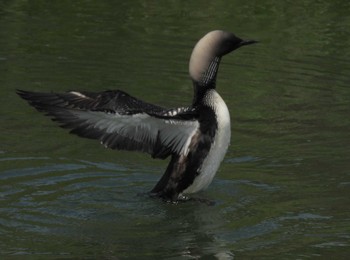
<box><xmin>240</xmin><ymin>39</ymin><xmax>258</xmax><ymax>46</ymax></box>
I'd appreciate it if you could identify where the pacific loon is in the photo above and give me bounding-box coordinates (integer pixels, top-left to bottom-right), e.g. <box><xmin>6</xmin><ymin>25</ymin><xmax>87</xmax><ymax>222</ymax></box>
<box><xmin>17</xmin><ymin>30</ymin><xmax>257</xmax><ymax>202</ymax></box>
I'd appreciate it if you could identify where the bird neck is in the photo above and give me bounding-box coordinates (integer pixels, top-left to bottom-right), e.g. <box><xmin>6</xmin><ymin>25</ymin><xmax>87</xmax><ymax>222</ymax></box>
<box><xmin>192</xmin><ymin>56</ymin><xmax>221</xmax><ymax>106</ymax></box>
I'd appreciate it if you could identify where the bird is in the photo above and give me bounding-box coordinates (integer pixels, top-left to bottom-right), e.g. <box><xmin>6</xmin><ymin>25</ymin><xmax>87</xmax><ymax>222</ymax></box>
<box><xmin>17</xmin><ymin>30</ymin><xmax>257</xmax><ymax>202</ymax></box>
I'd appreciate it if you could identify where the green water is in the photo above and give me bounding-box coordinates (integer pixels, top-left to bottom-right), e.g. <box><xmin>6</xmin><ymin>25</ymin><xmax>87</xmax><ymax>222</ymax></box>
<box><xmin>1</xmin><ymin>1</ymin><xmax>350</xmax><ymax>258</ymax></box>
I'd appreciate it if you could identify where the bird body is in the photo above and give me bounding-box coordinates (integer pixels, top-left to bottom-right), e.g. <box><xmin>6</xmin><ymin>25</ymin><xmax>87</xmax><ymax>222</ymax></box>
<box><xmin>183</xmin><ymin>89</ymin><xmax>231</xmax><ymax>194</ymax></box>
<box><xmin>17</xmin><ymin>30</ymin><xmax>256</xmax><ymax>202</ymax></box>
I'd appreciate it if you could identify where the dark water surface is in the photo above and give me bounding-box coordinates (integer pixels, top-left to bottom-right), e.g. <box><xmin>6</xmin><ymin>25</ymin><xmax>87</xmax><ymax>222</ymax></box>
<box><xmin>1</xmin><ymin>1</ymin><xmax>350</xmax><ymax>259</ymax></box>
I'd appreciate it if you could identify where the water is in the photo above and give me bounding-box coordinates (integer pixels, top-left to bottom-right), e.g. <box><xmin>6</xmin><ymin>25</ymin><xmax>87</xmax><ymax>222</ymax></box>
<box><xmin>1</xmin><ymin>1</ymin><xmax>350</xmax><ymax>258</ymax></box>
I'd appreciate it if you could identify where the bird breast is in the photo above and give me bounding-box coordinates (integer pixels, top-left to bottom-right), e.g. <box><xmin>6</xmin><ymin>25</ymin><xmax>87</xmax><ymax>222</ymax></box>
<box><xmin>184</xmin><ymin>90</ymin><xmax>231</xmax><ymax>194</ymax></box>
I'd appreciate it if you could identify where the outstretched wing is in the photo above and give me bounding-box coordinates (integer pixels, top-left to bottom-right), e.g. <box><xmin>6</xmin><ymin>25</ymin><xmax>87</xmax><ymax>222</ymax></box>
<box><xmin>17</xmin><ymin>89</ymin><xmax>199</xmax><ymax>159</ymax></box>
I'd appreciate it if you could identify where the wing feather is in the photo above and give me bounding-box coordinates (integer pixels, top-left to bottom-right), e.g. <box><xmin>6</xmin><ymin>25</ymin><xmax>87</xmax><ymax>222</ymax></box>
<box><xmin>17</xmin><ymin>89</ymin><xmax>199</xmax><ymax>159</ymax></box>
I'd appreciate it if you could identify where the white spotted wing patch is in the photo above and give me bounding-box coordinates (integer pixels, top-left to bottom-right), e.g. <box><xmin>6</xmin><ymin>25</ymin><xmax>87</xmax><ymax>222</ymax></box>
<box><xmin>162</xmin><ymin>107</ymin><xmax>195</xmax><ymax>117</ymax></box>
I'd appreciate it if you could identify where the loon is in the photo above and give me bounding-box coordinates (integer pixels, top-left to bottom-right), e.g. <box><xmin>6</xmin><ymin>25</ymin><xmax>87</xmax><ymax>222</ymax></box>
<box><xmin>17</xmin><ymin>30</ymin><xmax>257</xmax><ymax>202</ymax></box>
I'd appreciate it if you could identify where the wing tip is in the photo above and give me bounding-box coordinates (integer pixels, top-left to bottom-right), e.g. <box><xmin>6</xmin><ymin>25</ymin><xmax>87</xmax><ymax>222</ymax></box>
<box><xmin>16</xmin><ymin>89</ymin><xmax>31</xmax><ymax>100</ymax></box>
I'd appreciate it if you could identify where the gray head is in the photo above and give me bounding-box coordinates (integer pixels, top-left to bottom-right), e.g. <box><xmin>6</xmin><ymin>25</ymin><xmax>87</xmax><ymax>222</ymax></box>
<box><xmin>189</xmin><ymin>30</ymin><xmax>256</xmax><ymax>85</ymax></box>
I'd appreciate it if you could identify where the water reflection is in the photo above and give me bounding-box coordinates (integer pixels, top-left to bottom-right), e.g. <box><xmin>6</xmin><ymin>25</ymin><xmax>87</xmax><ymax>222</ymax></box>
<box><xmin>0</xmin><ymin>156</ymin><xmax>280</xmax><ymax>258</ymax></box>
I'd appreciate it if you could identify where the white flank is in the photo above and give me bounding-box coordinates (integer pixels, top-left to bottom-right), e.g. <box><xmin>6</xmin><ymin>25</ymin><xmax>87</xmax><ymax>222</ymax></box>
<box><xmin>183</xmin><ymin>90</ymin><xmax>231</xmax><ymax>194</ymax></box>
